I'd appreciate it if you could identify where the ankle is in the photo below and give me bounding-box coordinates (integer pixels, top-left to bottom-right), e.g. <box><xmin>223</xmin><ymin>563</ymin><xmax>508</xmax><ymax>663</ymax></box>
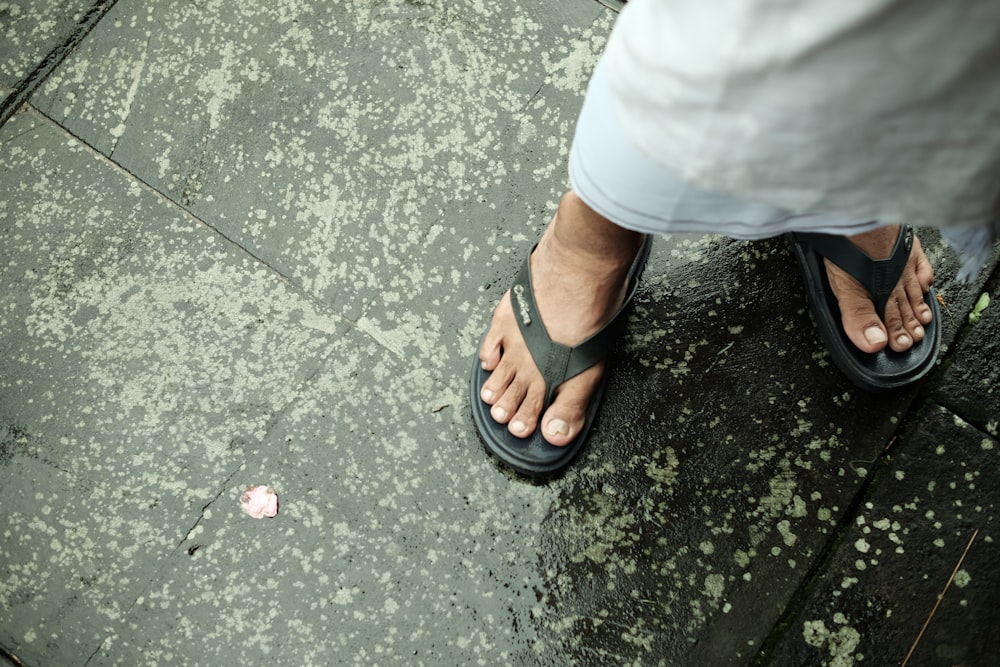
<box><xmin>548</xmin><ymin>191</ymin><xmax>645</xmax><ymax>270</ymax></box>
<box><xmin>846</xmin><ymin>225</ymin><xmax>900</xmax><ymax>261</ymax></box>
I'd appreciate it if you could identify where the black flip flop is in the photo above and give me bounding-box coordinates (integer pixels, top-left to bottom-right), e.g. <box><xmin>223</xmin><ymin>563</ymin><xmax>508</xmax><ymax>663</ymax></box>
<box><xmin>470</xmin><ymin>236</ymin><xmax>652</xmax><ymax>477</ymax></box>
<box><xmin>789</xmin><ymin>225</ymin><xmax>940</xmax><ymax>392</ymax></box>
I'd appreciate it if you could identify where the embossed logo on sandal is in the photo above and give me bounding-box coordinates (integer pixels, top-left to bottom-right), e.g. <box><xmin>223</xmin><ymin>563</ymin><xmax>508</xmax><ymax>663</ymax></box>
<box><xmin>513</xmin><ymin>284</ymin><xmax>531</xmax><ymax>325</ymax></box>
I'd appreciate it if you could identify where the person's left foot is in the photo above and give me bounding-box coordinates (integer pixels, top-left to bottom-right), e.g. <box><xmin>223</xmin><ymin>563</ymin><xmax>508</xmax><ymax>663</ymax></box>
<box><xmin>824</xmin><ymin>225</ymin><xmax>934</xmax><ymax>354</ymax></box>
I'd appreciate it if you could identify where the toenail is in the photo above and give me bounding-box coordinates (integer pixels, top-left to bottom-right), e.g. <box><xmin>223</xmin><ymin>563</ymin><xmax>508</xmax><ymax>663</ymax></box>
<box><xmin>864</xmin><ymin>327</ymin><xmax>887</xmax><ymax>345</ymax></box>
<box><xmin>913</xmin><ymin>325</ymin><xmax>924</xmax><ymax>338</ymax></box>
<box><xmin>547</xmin><ymin>419</ymin><xmax>569</xmax><ymax>436</ymax></box>
<box><xmin>481</xmin><ymin>388</ymin><xmax>494</xmax><ymax>402</ymax></box>
<box><xmin>896</xmin><ymin>334</ymin><xmax>911</xmax><ymax>347</ymax></box>
<box><xmin>491</xmin><ymin>406</ymin><xmax>507</xmax><ymax>421</ymax></box>
<box><xmin>511</xmin><ymin>420</ymin><xmax>528</xmax><ymax>435</ymax></box>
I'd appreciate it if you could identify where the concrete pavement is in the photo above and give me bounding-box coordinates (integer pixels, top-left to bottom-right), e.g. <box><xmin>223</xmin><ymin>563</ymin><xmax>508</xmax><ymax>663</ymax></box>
<box><xmin>2</xmin><ymin>1</ymin><xmax>998</xmax><ymax>665</ymax></box>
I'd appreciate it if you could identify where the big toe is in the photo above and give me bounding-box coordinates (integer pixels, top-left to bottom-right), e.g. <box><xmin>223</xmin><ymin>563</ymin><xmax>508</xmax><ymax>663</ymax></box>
<box><xmin>838</xmin><ymin>290</ymin><xmax>890</xmax><ymax>353</ymax></box>
<box><xmin>537</xmin><ymin>365</ymin><xmax>603</xmax><ymax>446</ymax></box>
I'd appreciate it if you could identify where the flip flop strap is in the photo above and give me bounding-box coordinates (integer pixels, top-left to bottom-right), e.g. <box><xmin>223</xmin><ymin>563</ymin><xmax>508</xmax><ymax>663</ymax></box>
<box><xmin>512</xmin><ymin>239</ymin><xmax>649</xmax><ymax>405</ymax></box>
<box><xmin>794</xmin><ymin>226</ymin><xmax>914</xmax><ymax>319</ymax></box>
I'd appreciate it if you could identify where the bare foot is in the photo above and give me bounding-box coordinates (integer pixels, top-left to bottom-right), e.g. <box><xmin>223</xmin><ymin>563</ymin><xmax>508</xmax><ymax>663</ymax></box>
<box><xmin>824</xmin><ymin>225</ymin><xmax>935</xmax><ymax>354</ymax></box>
<box><xmin>478</xmin><ymin>191</ymin><xmax>644</xmax><ymax>446</ymax></box>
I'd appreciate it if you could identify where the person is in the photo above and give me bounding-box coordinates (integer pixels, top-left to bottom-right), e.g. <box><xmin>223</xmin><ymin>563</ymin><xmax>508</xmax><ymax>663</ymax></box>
<box><xmin>470</xmin><ymin>0</ymin><xmax>1000</xmax><ymax>477</ymax></box>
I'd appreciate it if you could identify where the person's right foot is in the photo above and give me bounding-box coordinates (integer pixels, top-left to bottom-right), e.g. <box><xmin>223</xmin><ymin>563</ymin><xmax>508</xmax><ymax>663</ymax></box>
<box><xmin>477</xmin><ymin>191</ymin><xmax>644</xmax><ymax>446</ymax></box>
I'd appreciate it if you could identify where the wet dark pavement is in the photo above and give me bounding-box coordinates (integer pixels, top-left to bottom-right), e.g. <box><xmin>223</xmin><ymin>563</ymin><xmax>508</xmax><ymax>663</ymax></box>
<box><xmin>2</xmin><ymin>2</ymin><xmax>998</xmax><ymax>665</ymax></box>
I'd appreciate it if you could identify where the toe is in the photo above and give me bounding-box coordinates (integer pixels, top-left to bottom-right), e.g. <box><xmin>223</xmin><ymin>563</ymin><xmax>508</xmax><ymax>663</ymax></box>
<box><xmin>478</xmin><ymin>295</ymin><xmax>510</xmax><ymax>373</ymax></box>
<box><xmin>882</xmin><ymin>297</ymin><xmax>914</xmax><ymax>351</ymax></box>
<box><xmin>900</xmin><ymin>295</ymin><xmax>927</xmax><ymax>343</ymax></box>
<box><xmin>826</xmin><ymin>258</ymin><xmax>889</xmax><ymax>352</ymax></box>
<box><xmin>508</xmin><ymin>385</ymin><xmax>545</xmax><ymax>438</ymax></box>
<box><xmin>890</xmin><ymin>275</ymin><xmax>929</xmax><ymax>349</ymax></box>
<box><xmin>903</xmin><ymin>266</ymin><xmax>934</xmax><ymax>328</ymax></box>
<box><xmin>479</xmin><ymin>335</ymin><xmax>501</xmax><ymax>373</ymax></box>
<box><xmin>490</xmin><ymin>376</ymin><xmax>527</xmax><ymax>426</ymax></box>
<box><xmin>912</xmin><ymin>237</ymin><xmax>935</xmax><ymax>290</ymax></box>
<box><xmin>838</xmin><ymin>287</ymin><xmax>889</xmax><ymax>353</ymax></box>
<box><xmin>854</xmin><ymin>319</ymin><xmax>890</xmax><ymax>352</ymax></box>
<box><xmin>481</xmin><ymin>356</ymin><xmax>514</xmax><ymax>404</ymax></box>
<box><xmin>910</xmin><ymin>237</ymin><xmax>935</xmax><ymax>325</ymax></box>
<box><xmin>539</xmin><ymin>365</ymin><xmax>603</xmax><ymax>447</ymax></box>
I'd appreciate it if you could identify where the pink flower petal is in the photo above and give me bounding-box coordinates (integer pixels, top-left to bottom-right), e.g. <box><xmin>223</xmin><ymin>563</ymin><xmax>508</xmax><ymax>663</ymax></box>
<box><xmin>240</xmin><ymin>485</ymin><xmax>279</xmax><ymax>519</ymax></box>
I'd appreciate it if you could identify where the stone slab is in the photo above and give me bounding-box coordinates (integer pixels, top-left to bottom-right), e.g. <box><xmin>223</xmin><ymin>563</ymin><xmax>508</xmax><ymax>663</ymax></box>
<box><xmin>4</xmin><ymin>0</ymin><xmax>999</xmax><ymax>664</ymax></box>
<box><xmin>492</xmin><ymin>235</ymin><xmax>917</xmax><ymax>664</ymax></box>
<box><xmin>0</xmin><ymin>108</ymin><xmax>344</xmax><ymax>664</ymax></box>
<box><xmin>80</xmin><ymin>324</ymin><xmax>559</xmax><ymax>664</ymax></box>
<box><xmin>32</xmin><ymin>0</ymin><xmax>607</xmax><ymax>320</ymax></box>
<box><xmin>0</xmin><ymin>0</ymin><xmax>93</xmax><ymax>90</ymax></box>
<box><xmin>761</xmin><ymin>404</ymin><xmax>999</xmax><ymax>666</ymax></box>
<box><xmin>932</xmin><ymin>275</ymin><xmax>1000</xmax><ymax>438</ymax></box>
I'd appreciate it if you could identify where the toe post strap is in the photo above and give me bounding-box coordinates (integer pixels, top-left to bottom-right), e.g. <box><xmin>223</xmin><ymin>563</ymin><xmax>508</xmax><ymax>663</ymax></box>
<box><xmin>792</xmin><ymin>225</ymin><xmax>914</xmax><ymax>318</ymax></box>
<box><xmin>511</xmin><ymin>240</ymin><xmax>650</xmax><ymax>405</ymax></box>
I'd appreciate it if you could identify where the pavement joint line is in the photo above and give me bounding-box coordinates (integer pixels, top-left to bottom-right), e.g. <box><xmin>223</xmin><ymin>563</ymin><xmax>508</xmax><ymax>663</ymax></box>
<box><xmin>519</xmin><ymin>83</ymin><xmax>546</xmax><ymax>113</ymax></box>
<box><xmin>0</xmin><ymin>116</ymin><xmax>45</xmax><ymax>148</ymax></box>
<box><xmin>0</xmin><ymin>646</ymin><xmax>25</xmax><ymax>667</ymax></box>
<box><xmin>16</xmin><ymin>103</ymin><xmax>406</xmax><ymax>358</ymax></box>
<box><xmin>21</xmin><ymin>104</ymin><xmax>403</xmax><ymax>375</ymax></box>
<box><xmin>0</xmin><ymin>0</ymin><xmax>122</xmax><ymax>129</ymax></box>
<box><xmin>594</xmin><ymin>0</ymin><xmax>626</xmax><ymax>13</ymax></box>
<box><xmin>752</xmin><ymin>392</ymin><xmax>927</xmax><ymax>663</ymax></box>
<box><xmin>83</xmin><ymin>636</ymin><xmax>107</xmax><ymax>666</ymax></box>
<box><xmin>926</xmin><ymin>400</ymin><xmax>999</xmax><ymax>442</ymax></box>
<box><xmin>924</xmin><ymin>258</ymin><xmax>1000</xmax><ymax>429</ymax></box>
<box><xmin>753</xmin><ymin>384</ymin><xmax>994</xmax><ymax>664</ymax></box>
<box><xmin>23</xmin><ymin>102</ymin><xmax>367</xmax><ymax>333</ymax></box>
<box><xmin>177</xmin><ymin>465</ymin><xmax>244</xmax><ymax>550</ymax></box>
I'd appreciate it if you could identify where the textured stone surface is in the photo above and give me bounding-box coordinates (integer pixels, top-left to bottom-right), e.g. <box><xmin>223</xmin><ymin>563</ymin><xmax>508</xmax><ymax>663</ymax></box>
<box><xmin>32</xmin><ymin>0</ymin><xmax>607</xmax><ymax>320</ymax></box>
<box><xmin>0</xmin><ymin>0</ymin><xmax>92</xmax><ymax>90</ymax></box>
<box><xmin>511</xmin><ymin>234</ymin><xmax>993</xmax><ymax>665</ymax></box>
<box><xmin>932</xmin><ymin>283</ymin><xmax>1000</xmax><ymax>438</ymax></box>
<box><xmin>2</xmin><ymin>0</ymin><xmax>999</xmax><ymax>665</ymax></box>
<box><xmin>0</xmin><ymin>110</ymin><xmax>342</xmax><ymax>664</ymax></box>
<box><xmin>762</xmin><ymin>404</ymin><xmax>999</xmax><ymax>667</ymax></box>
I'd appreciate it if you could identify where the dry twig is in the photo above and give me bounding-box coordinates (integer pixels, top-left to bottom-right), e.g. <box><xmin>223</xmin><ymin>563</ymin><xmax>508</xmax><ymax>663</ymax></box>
<box><xmin>936</xmin><ymin>292</ymin><xmax>953</xmax><ymax>319</ymax></box>
<box><xmin>901</xmin><ymin>528</ymin><xmax>979</xmax><ymax>667</ymax></box>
